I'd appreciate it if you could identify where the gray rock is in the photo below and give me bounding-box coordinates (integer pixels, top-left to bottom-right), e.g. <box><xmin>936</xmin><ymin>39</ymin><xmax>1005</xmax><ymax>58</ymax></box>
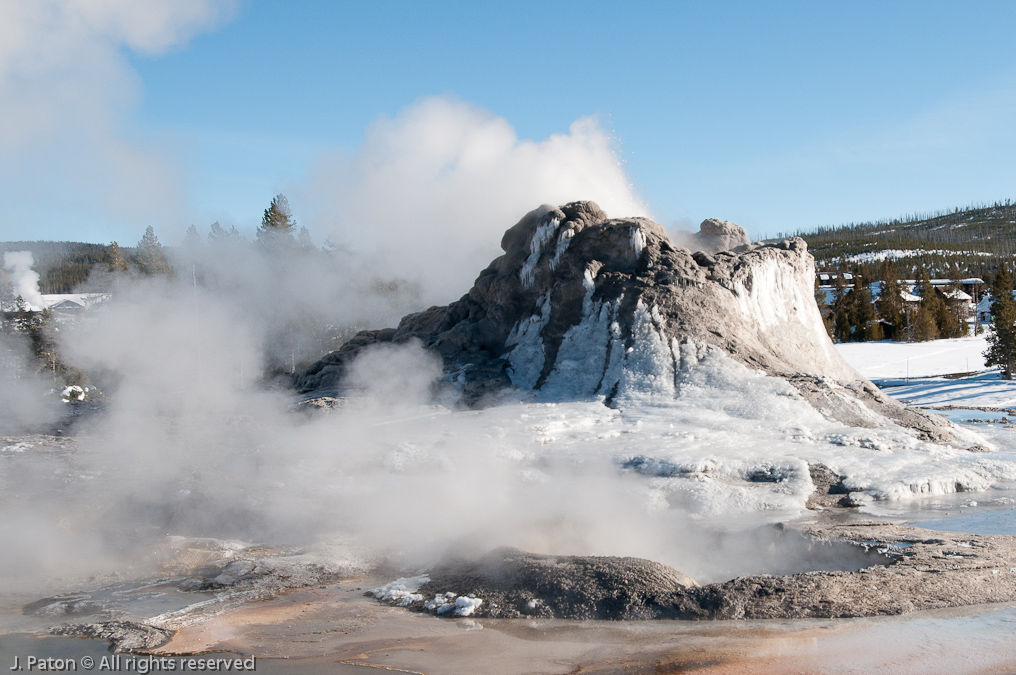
<box><xmin>692</xmin><ymin>218</ymin><xmax>751</xmax><ymax>253</ymax></box>
<box><xmin>52</xmin><ymin>620</ymin><xmax>173</xmax><ymax>652</ymax></box>
<box><xmin>411</xmin><ymin>547</ymin><xmax>698</xmax><ymax>620</ymax></box>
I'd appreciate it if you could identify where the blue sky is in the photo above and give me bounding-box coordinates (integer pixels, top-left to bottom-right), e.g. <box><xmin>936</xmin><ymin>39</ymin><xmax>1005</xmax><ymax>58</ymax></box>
<box><xmin>4</xmin><ymin>1</ymin><xmax>1016</xmax><ymax>245</ymax></box>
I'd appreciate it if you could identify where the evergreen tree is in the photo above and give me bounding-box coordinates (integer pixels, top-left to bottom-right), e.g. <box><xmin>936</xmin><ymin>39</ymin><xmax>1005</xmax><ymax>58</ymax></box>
<box><xmin>135</xmin><ymin>226</ymin><xmax>173</xmax><ymax>276</ymax></box>
<box><xmin>985</xmin><ymin>266</ymin><xmax>1016</xmax><ymax>379</ymax></box>
<box><xmin>256</xmin><ymin>194</ymin><xmax>297</xmax><ymax>246</ymax></box>
<box><xmin>297</xmin><ymin>226</ymin><xmax>314</xmax><ymax>250</ymax></box>
<box><xmin>831</xmin><ymin>272</ymin><xmax>851</xmax><ymax>341</ymax></box>
<box><xmin>914</xmin><ymin>269</ymin><xmax>941</xmax><ymax>341</ymax></box>
<box><xmin>815</xmin><ymin>279</ymin><xmax>834</xmax><ymax>338</ymax></box>
<box><xmin>937</xmin><ymin>264</ymin><xmax>968</xmax><ymax>338</ymax></box>
<box><xmin>106</xmin><ymin>241</ymin><xmax>129</xmax><ymax>273</ymax></box>
<box><xmin>912</xmin><ymin>304</ymin><xmax>939</xmax><ymax>341</ymax></box>
<box><xmin>183</xmin><ymin>224</ymin><xmax>201</xmax><ymax>249</ymax></box>
<box><xmin>208</xmin><ymin>221</ymin><xmax>244</xmax><ymax>244</ymax></box>
<box><xmin>851</xmin><ymin>276</ymin><xmax>877</xmax><ymax>341</ymax></box>
<box><xmin>876</xmin><ymin>260</ymin><xmax>906</xmax><ymax>340</ymax></box>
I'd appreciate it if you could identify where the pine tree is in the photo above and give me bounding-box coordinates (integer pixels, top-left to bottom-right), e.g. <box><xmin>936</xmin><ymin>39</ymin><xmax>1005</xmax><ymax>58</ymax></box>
<box><xmin>914</xmin><ymin>269</ymin><xmax>941</xmax><ymax>341</ymax></box>
<box><xmin>876</xmin><ymin>260</ymin><xmax>906</xmax><ymax>340</ymax></box>
<box><xmin>256</xmin><ymin>194</ymin><xmax>297</xmax><ymax>246</ymax></box>
<box><xmin>831</xmin><ymin>272</ymin><xmax>851</xmax><ymax>341</ymax></box>
<box><xmin>135</xmin><ymin>226</ymin><xmax>173</xmax><ymax>276</ymax></box>
<box><xmin>815</xmin><ymin>279</ymin><xmax>834</xmax><ymax>338</ymax></box>
<box><xmin>852</xmin><ymin>276</ymin><xmax>877</xmax><ymax>341</ymax></box>
<box><xmin>297</xmin><ymin>226</ymin><xmax>314</xmax><ymax>250</ymax></box>
<box><xmin>183</xmin><ymin>224</ymin><xmax>201</xmax><ymax>249</ymax></box>
<box><xmin>208</xmin><ymin>221</ymin><xmax>244</xmax><ymax>244</ymax></box>
<box><xmin>106</xmin><ymin>241</ymin><xmax>129</xmax><ymax>273</ymax></box>
<box><xmin>985</xmin><ymin>266</ymin><xmax>1016</xmax><ymax>379</ymax></box>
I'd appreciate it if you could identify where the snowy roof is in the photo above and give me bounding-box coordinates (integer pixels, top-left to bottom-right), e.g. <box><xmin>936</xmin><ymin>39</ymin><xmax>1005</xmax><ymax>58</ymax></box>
<box><xmin>976</xmin><ymin>292</ymin><xmax>1016</xmax><ymax>313</ymax></box>
<box><xmin>900</xmin><ymin>278</ymin><xmax>984</xmax><ymax>287</ymax></box>
<box><xmin>40</xmin><ymin>293</ymin><xmax>110</xmax><ymax>310</ymax></box>
<box><xmin>1</xmin><ymin>293</ymin><xmax>110</xmax><ymax>313</ymax></box>
<box><xmin>942</xmin><ymin>288</ymin><xmax>972</xmax><ymax>302</ymax></box>
<box><xmin>868</xmin><ymin>281</ymin><xmax>921</xmax><ymax>303</ymax></box>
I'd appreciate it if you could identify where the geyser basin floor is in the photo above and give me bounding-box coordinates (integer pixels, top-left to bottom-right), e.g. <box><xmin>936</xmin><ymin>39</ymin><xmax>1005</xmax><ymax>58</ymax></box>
<box><xmin>106</xmin><ymin>590</ymin><xmax>1016</xmax><ymax>675</ymax></box>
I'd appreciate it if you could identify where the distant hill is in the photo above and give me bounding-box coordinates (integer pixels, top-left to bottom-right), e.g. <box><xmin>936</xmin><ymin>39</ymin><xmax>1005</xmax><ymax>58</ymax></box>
<box><xmin>0</xmin><ymin>241</ymin><xmax>114</xmax><ymax>293</ymax></box>
<box><xmin>776</xmin><ymin>200</ymin><xmax>1016</xmax><ymax>280</ymax></box>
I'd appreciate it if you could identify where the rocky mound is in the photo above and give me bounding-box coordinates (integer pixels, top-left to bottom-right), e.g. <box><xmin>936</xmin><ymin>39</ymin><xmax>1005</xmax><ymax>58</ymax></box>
<box><xmin>417</xmin><ymin>547</ymin><xmax>698</xmax><ymax>620</ymax></box>
<box><xmin>294</xmin><ymin>201</ymin><xmax>957</xmax><ymax>442</ymax></box>
<box><xmin>374</xmin><ymin>523</ymin><xmax>1016</xmax><ymax>620</ymax></box>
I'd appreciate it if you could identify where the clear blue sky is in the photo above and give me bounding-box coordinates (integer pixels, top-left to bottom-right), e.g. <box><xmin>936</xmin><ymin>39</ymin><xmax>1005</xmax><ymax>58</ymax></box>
<box><xmin>4</xmin><ymin>0</ymin><xmax>1016</xmax><ymax>244</ymax></box>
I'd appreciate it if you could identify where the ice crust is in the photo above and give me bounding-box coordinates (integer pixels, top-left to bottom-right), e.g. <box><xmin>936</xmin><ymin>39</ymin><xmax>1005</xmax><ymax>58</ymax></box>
<box><xmin>342</xmin><ymin>348</ymin><xmax>1012</xmax><ymax>531</ymax></box>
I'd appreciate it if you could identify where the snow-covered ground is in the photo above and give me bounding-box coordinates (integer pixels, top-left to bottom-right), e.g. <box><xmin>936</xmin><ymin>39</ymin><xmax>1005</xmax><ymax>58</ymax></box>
<box><xmin>834</xmin><ymin>334</ymin><xmax>1016</xmax><ymax>408</ymax></box>
<box><xmin>835</xmin><ymin>334</ymin><xmax>989</xmax><ymax>379</ymax></box>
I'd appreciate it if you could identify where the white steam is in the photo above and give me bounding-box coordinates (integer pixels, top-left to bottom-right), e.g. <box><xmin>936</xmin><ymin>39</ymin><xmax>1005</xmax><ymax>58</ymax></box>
<box><xmin>2</xmin><ymin>251</ymin><xmax>45</xmax><ymax>309</ymax></box>
<box><xmin>303</xmin><ymin>96</ymin><xmax>650</xmax><ymax>305</ymax></box>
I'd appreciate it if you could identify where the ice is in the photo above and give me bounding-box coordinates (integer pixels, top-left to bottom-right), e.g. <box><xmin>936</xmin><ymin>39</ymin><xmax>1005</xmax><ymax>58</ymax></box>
<box><xmin>370</xmin><ymin>575</ymin><xmax>430</xmax><ymax>606</ymax></box>
<box><xmin>550</xmin><ymin>228</ymin><xmax>574</xmax><ymax>270</ymax></box>
<box><xmin>504</xmin><ymin>292</ymin><xmax>552</xmax><ymax>389</ymax></box>
<box><xmin>630</xmin><ymin>225</ymin><xmax>647</xmax><ymax>258</ymax></box>
<box><xmin>452</xmin><ymin>595</ymin><xmax>483</xmax><ymax>616</ymax></box>
<box><xmin>519</xmin><ymin>217</ymin><xmax>559</xmax><ymax>288</ymax></box>
<box><xmin>540</xmin><ymin>277</ymin><xmax>620</xmax><ymax>399</ymax></box>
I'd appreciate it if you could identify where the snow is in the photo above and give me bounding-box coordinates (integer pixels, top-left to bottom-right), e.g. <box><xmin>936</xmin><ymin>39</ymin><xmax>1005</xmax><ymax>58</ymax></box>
<box><xmin>42</xmin><ymin>293</ymin><xmax>110</xmax><ymax>309</ymax></box>
<box><xmin>60</xmin><ymin>385</ymin><xmax>85</xmax><ymax>402</ymax></box>
<box><xmin>371</xmin><ymin>575</ymin><xmax>429</xmax><ymax>606</ymax></box>
<box><xmin>368</xmin><ymin>345</ymin><xmax>1011</xmax><ymax>530</ymax></box>
<box><xmin>879</xmin><ymin>374</ymin><xmax>1016</xmax><ymax>409</ymax></box>
<box><xmin>421</xmin><ymin>592</ymin><xmax>483</xmax><ymax>616</ymax></box>
<box><xmin>842</xmin><ymin>249</ymin><xmax>992</xmax><ymax>264</ymax></box>
<box><xmin>835</xmin><ymin>335</ymin><xmax>989</xmax><ymax>379</ymax></box>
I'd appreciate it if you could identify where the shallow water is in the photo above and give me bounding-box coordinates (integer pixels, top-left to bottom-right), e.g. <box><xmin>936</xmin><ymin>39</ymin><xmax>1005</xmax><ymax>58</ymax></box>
<box><xmin>934</xmin><ymin>408</ymin><xmax>1012</xmax><ymax>424</ymax></box>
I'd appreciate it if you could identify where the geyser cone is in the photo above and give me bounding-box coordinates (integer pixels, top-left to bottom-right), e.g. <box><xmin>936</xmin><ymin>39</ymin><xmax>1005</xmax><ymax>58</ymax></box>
<box><xmin>295</xmin><ymin>201</ymin><xmax>961</xmax><ymax>444</ymax></box>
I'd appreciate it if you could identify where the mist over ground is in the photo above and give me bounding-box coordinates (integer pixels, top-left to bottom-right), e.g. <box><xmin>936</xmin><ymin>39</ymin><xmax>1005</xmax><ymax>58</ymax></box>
<box><xmin>0</xmin><ymin>109</ymin><xmax>671</xmax><ymax>591</ymax></box>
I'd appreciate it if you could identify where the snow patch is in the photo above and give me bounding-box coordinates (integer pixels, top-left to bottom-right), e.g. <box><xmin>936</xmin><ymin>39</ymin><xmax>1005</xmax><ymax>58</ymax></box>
<box><xmin>422</xmin><ymin>591</ymin><xmax>484</xmax><ymax>616</ymax></box>
<box><xmin>371</xmin><ymin>575</ymin><xmax>429</xmax><ymax>606</ymax></box>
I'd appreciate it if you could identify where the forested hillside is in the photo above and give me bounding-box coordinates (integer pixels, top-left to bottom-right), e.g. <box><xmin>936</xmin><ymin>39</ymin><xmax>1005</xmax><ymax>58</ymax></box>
<box><xmin>779</xmin><ymin>200</ymin><xmax>1016</xmax><ymax>280</ymax></box>
<box><xmin>0</xmin><ymin>242</ymin><xmax>113</xmax><ymax>293</ymax></box>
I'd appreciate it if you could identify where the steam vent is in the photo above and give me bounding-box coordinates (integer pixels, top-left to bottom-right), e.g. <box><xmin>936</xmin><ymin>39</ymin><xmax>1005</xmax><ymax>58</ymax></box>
<box><xmin>295</xmin><ymin>201</ymin><xmax>959</xmax><ymax>444</ymax></box>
